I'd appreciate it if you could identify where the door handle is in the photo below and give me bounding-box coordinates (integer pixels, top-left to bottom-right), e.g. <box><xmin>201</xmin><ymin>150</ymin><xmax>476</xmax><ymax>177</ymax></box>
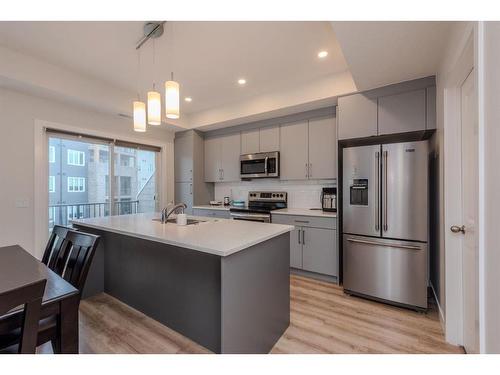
<box><xmin>305</xmin><ymin>163</ymin><xmax>308</xmax><ymax>178</ymax></box>
<box><xmin>450</xmin><ymin>225</ymin><xmax>466</xmax><ymax>234</ymax></box>
<box><xmin>383</xmin><ymin>150</ymin><xmax>388</xmax><ymax>232</ymax></box>
<box><xmin>347</xmin><ymin>238</ymin><xmax>421</xmax><ymax>250</ymax></box>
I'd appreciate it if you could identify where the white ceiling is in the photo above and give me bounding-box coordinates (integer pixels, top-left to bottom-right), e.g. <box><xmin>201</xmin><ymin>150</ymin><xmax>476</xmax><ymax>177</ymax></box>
<box><xmin>331</xmin><ymin>21</ymin><xmax>454</xmax><ymax>91</ymax></box>
<box><xmin>0</xmin><ymin>21</ymin><xmax>349</xmax><ymax>115</ymax></box>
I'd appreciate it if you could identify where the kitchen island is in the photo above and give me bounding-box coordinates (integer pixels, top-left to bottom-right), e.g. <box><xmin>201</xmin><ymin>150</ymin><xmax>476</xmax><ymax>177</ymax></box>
<box><xmin>72</xmin><ymin>213</ymin><xmax>293</xmax><ymax>354</ymax></box>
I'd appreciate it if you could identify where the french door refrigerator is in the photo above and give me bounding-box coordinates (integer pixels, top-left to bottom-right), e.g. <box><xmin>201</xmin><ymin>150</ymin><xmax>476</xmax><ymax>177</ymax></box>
<box><xmin>342</xmin><ymin>140</ymin><xmax>429</xmax><ymax>309</ymax></box>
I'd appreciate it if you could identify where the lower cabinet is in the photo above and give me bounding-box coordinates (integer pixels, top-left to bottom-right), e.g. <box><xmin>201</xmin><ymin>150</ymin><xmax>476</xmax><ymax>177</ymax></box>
<box><xmin>192</xmin><ymin>208</ymin><xmax>230</xmax><ymax>219</ymax></box>
<box><xmin>272</xmin><ymin>214</ymin><xmax>338</xmax><ymax>277</ymax></box>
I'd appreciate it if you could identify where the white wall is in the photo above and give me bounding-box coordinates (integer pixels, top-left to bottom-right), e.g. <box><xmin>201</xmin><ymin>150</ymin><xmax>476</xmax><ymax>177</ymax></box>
<box><xmin>481</xmin><ymin>21</ymin><xmax>500</xmax><ymax>354</ymax></box>
<box><xmin>214</xmin><ymin>180</ymin><xmax>336</xmax><ymax>209</ymax></box>
<box><xmin>0</xmin><ymin>87</ymin><xmax>175</xmax><ymax>257</ymax></box>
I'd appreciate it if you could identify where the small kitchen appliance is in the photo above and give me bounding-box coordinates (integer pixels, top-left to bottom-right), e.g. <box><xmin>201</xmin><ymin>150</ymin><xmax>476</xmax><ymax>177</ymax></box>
<box><xmin>321</xmin><ymin>187</ymin><xmax>337</xmax><ymax>212</ymax></box>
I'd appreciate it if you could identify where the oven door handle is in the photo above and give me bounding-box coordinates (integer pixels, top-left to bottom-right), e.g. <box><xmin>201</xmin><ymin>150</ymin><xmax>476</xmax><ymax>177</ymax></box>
<box><xmin>230</xmin><ymin>212</ymin><xmax>270</xmax><ymax>220</ymax></box>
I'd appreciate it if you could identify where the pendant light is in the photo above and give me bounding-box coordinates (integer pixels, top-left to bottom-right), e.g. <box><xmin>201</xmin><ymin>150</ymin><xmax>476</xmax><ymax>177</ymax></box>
<box><xmin>165</xmin><ymin>72</ymin><xmax>180</xmax><ymax>119</ymax></box>
<box><xmin>147</xmin><ymin>40</ymin><xmax>161</xmax><ymax>125</ymax></box>
<box><xmin>133</xmin><ymin>49</ymin><xmax>147</xmax><ymax>132</ymax></box>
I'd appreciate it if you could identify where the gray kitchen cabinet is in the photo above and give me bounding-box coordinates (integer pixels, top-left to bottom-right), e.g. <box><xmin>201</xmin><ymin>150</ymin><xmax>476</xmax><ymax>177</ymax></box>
<box><xmin>308</xmin><ymin>117</ymin><xmax>336</xmax><ymax>179</ymax></box>
<box><xmin>378</xmin><ymin>89</ymin><xmax>426</xmax><ymax>135</ymax></box>
<box><xmin>204</xmin><ymin>133</ymin><xmax>241</xmax><ymax>182</ymax></box>
<box><xmin>175</xmin><ymin>182</ymin><xmax>193</xmax><ymax>214</ymax></box>
<box><xmin>220</xmin><ymin>133</ymin><xmax>241</xmax><ymax>182</ymax></box>
<box><xmin>302</xmin><ymin>227</ymin><xmax>337</xmax><ymax>276</ymax></box>
<box><xmin>174</xmin><ymin>133</ymin><xmax>193</xmax><ymax>183</ymax></box>
<box><xmin>241</xmin><ymin>129</ymin><xmax>260</xmax><ymax>154</ymax></box>
<box><xmin>204</xmin><ymin>136</ymin><xmax>221</xmax><ymax>182</ymax></box>
<box><xmin>426</xmin><ymin>86</ymin><xmax>436</xmax><ymax>130</ymax></box>
<box><xmin>174</xmin><ymin>130</ymin><xmax>214</xmax><ymax>211</ymax></box>
<box><xmin>338</xmin><ymin>93</ymin><xmax>378</xmax><ymax>140</ymax></box>
<box><xmin>279</xmin><ymin>121</ymin><xmax>309</xmax><ymax>180</ymax></box>
<box><xmin>290</xmin><ymin>227</ymin><xmax>303</xmax><ymax>268</ymax></box>
<box><xmin>259</xmin><ymin>126</ymin><xmax>280</xmax><ymax>152</ymax></box>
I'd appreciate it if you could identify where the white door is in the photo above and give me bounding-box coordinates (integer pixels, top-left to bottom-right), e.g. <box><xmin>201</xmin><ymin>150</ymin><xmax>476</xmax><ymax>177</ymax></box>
<box><xmin>460</xmin><ymin>69</ymin><xmax>479</xmax><ymax>354</ymax></box>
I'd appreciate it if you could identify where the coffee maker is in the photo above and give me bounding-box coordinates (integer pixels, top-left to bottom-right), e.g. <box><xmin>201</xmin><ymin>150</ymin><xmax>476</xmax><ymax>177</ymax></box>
<box><xmin>321</xmin><ymin>187</ymin><xmax>337</xmax><ymax>212</ymax></box>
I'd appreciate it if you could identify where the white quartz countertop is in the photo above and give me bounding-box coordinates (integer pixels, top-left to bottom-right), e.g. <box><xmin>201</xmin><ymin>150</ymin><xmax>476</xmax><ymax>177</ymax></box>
<box><xmin>72</xmin><ymin>213</ymin><xmax>293</xmax><ymax>257</ymax></box>
<box><xmin>272</xmin><ymin>208</ymin><xmax>337</xmax><ymax>218</ymax></box>
<box><xmin>192</xmin><ymin>205</ymin><xmax>231</xmax><ymax>211</ymax></box>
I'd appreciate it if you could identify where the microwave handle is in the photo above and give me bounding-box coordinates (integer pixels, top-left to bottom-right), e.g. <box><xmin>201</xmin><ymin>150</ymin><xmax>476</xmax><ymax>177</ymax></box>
<box><xmin>264</xmin><ymin>156</ymin><xmax>269</xmax><ymax>175</ymax></box>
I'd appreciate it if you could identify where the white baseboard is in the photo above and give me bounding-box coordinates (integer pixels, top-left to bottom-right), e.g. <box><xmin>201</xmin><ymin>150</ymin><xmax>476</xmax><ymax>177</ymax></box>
<box><xmin>430</xmin><ymin>282</ymin><xmax>445</xmax><ymax>330</ymax></box>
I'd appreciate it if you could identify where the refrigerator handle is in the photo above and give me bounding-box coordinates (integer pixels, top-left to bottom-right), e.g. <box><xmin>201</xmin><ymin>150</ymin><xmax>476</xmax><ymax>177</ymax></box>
<box><xmin>383</xmin><ymin>150</ymin><xmax>388</xmax><ymax>232</ymax></box>
<box><xmin>375</xmin><ymin>151</ymin><xmax>380</xmax><ymax>231</ymax></box>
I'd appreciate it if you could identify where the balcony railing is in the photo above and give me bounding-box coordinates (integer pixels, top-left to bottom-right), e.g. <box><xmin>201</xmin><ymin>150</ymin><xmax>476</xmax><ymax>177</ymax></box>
<box><xmin>49</xmin><ymin>200</ymin><xmax>139</xmax><ymax>228</ymax></box>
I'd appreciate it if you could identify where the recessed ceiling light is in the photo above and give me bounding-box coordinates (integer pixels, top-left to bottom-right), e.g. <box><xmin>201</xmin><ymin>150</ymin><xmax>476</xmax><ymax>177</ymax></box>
<box><xmin>318</xmin><ymin>50</ymin><xmax>328</xmax><ymax>58</ymax></box>
<box><xmin>238</xmin><ymin>78</ymin><xmax>247</xmax><ymax>85</ymax></box>
<box><xmin>184</xmin><ymin>97</ymin><xmax>192</xmax><ymax>102</ymax></box>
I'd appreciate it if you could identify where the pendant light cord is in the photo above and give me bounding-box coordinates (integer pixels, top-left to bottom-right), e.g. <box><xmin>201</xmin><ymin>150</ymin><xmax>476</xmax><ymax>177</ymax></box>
<box><xmin>136</xmin><ymin>49</ymin><xmax>141</xmax><ymax>100</ymax></box>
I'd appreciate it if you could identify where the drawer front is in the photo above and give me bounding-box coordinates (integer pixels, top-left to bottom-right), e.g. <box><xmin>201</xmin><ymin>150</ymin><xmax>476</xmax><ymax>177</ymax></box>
<box><xmin>193</xmin><ymin>208</ymin><xmax>230</xmax><ymax>219</ymax></box>
<box><xmin>272</xmin><ymin>214</ymin><xmax>336</xmax><ymax>230</ymax></box>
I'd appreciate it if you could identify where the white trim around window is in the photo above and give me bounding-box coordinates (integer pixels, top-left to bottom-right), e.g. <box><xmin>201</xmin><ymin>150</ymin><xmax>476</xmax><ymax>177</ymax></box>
<box><xmin>67</xmin><ymin>149</ymin><xmax>85</xmax><ymax>166</ymax></box>
<box><xmin>67</xmin><ymin>176</ymin><xmax>86</xmax><ymax>192</ymax></box>
<box><xmin>48</xmin><ymin>176</ymin><xmax>55</xmax><ymax>193</ymax></box>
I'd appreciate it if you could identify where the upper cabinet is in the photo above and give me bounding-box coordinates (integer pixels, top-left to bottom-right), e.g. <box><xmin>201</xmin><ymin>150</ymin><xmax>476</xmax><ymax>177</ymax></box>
<box><xmin>240</xmin><ymin>125</ymin><xmax>280</xmax><ymax>154</ymax></box>
<box><xmin>204</xmin><ymin>133</ymin><xmax>241</xmax><ymax>182</ymax></box>
<box><xmin>378</xmin><ymin>89</ymin><xmax>426</xmax><ymax>135</ymax></box>
<box><xmin>259</xmin><ymin>126</ymin><xmax>280</xmax><ymax>152</ymax></box>
<box><xmin>308</xmin><ymin>117</ymin><xmax>336</xmax><ymax>179</ymax></box>
<box><xmin>338</xmin><ymin>86</ymin><xmax>436</xmax><ymax>140</ymax></box>
<box><xmin>280</xmin><ymin>117</ymin><xmax>336</xmax><ymax>181</ymax></box>
<box><xmin>280</xmin><ymin>121</ymin><xmax>309</xmax><ymax>180</ymax></box>
<box><xmin>338</xmin><ymin>93</ymin><xmax>378</xmax><ymax>140</ymax></box>
<box><xmin>241</xmin><ymin>129</ymin><xmax>260</xmax><ymax>154</ymax></box>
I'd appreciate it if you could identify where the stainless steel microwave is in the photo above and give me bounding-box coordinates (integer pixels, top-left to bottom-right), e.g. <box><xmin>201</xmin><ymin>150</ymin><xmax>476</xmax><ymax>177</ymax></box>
<box><xmin>240</xmin><ymin>151</ymin><xmax>280</xmax><ymax>179</ymax></box>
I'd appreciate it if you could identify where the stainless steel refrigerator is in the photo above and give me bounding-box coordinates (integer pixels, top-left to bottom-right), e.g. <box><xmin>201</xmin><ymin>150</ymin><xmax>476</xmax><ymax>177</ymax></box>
<box><xmin>342</xmin><ymin>140</ymin><xmax>429</xmax><ymax>309</ymax></box>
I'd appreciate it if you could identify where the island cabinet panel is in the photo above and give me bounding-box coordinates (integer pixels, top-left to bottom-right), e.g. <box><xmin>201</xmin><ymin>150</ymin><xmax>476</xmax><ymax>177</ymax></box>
<box><xmin>174</xmin><ymin>133</ymin><xmax>193</xmax><ymax>183</ymax></box>
<box><xmin>308</xmin><ymin>117</ymin><xmax>336</xmax><ymax>179</ymax></box>
<box><xmin>259</xmin><ymin>126</ymin><xmax>280</xmax><ymax>152</ymax></box>
<box><xmin>302</xmin><ymin>227</ymin><xmax>337</xmax><ymax>277</ymax></box>
<box><xmin>280</xmin><ymin>121</ymin><xmax>309</xmax><ymax>180</ymax></box>
<box><xmin>378</xmin><ymin>89</ymin><xmax>426</xmax><ymax>135</ymax></box>
<box><xmin>241</xmin><ymin>129</ymin><xmax>260</xmax><ymax>154</ymax></box>
<box><xmin>338</xmin><ymin>93</ymin><xmax>378</xmax><ymax>140</ymax></box>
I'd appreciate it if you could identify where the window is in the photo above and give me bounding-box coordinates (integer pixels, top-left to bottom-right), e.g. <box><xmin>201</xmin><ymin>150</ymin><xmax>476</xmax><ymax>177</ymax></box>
<box><xmin>99</xmin><ymin>150</ymin><xmax>108</xmax><ymax>163</ymax></box>
<box><xmin>67</xmin><ymin>177</ymin><xmax>85</xmax><ymax>192</ymax></box>
<box><xmin>120</xmin><ymin>155</ymin><xmax>135</xmax><ymax>167</ymax></box>
<box><xmin>67</xmin><ymin>149</ymin><xmax>85</xmax><ymax>166</ymax></box>
<box><xmin>49</xmin><ymin>146</ymin><xmax>55</xmax><ymax>163</ymax></box>
<box><xmin>120</xmin><ymin>176</ymin><xmax>132</xmax><ymax>196</ymax></box>
<box><xmin>48</xmin><ymin>176</ymin><xmax>55</xmax><ymax>193</ymax></box>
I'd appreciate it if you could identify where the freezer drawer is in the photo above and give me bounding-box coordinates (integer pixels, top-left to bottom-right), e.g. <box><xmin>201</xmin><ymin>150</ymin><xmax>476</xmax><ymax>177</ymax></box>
<box><xmin>343</xmin><ymin>235</ymin><xmax>428</xmax><ymax>309</ymax></box>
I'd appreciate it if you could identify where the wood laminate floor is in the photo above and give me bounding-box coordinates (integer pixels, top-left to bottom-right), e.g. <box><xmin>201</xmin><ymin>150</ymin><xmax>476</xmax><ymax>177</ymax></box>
<box><xmin>38</xmin><ymin>274</ymin><xmax>464</xmax><ymax>354</ymax></box>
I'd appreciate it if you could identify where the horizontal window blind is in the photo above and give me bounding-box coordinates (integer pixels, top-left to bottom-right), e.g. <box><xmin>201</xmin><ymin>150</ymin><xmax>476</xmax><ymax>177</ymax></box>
<box><xmin>45</xmin><ymin>127</ymin><xmax>162</xmax><ymax>152</ymax></box>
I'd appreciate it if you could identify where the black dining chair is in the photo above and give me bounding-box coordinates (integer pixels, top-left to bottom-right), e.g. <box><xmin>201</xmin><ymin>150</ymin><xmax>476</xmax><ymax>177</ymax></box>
<box><xmin>42</xmin><ymin>225</ymin><xmax>73</xmax><ymax>271</ymax></box>
<box><xmin>0</xmin><ymin>230</ymin><xmax>99</xmax><ymax>353</ymax></box>
<box><xmin>0</xmin><ymin>279</ymin><xmax>47</xmax><ymax>354</ymax></box>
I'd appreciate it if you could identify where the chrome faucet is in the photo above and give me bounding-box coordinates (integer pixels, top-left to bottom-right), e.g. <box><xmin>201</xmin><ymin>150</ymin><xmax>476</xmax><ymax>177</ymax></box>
<box><xmin>161</xmin><ymin>203</ymin><xmax>187</xmax><ymax>223</ymax></box>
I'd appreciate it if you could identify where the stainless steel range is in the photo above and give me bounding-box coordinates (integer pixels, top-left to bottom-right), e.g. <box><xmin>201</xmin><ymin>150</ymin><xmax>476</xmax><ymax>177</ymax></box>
<box><xmin>229</xmin><ymin>191</ymin><xmax>287</xmax><ymax>223</ymax></box>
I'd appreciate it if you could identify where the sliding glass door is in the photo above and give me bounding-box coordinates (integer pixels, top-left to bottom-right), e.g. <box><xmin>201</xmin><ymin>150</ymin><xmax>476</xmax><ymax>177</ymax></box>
<box><xmin>48</xmin><ymin>134</ymin><xmax>159</xmax><ymax>231</ymax></box>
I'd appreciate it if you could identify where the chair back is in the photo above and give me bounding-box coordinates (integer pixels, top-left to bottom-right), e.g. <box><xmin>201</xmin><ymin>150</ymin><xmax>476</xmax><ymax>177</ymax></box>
<box><xmin>56</xmin><ymin>231</ymin><xmax>100</xmax><ymax>294</ymax></box>
<box><xmin>0</xmin><ymin>279</ymin><xmax>46</xmax><ymax>354</ymax></box>
<box><xmin>42</xmin><ymin>225</ymin><xmax>72</xmax><ymax>270</ymax></box>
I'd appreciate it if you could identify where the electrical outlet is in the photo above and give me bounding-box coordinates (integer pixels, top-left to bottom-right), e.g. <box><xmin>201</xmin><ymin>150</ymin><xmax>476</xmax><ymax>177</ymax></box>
<box><xmin>15</xmin><ymin>198</ymin><xmax>29</xmax><ymax>208</ymax></box>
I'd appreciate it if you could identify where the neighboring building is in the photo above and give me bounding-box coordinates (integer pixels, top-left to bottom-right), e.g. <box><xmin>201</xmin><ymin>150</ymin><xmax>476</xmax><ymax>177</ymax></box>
<box><xmin>49</xmin><ymin>138</ymin><xmax>156</xmax><ymax>228</ymax></box>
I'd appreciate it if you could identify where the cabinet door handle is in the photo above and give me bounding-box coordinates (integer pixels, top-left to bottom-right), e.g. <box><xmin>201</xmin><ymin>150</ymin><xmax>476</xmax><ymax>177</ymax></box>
<box><xmin>309</xmin><ymin>163</ymin><xmax>312</xmax><ymax>178</ymax></box>
<box><xmin>221</xmin><ymin>168</ymin><xmax>224</xmax><ymax>180</ymax></box>
<box><xmin>295</xmin><ymin>220</ymin><xmax>309</xmax><ymax>224</ymax></box>
<box><xmin>298</xmin><ymin>229</ymin><xmax>301</xmax><ymax>244</ymax></box>
<box><xmin>302</xmin><ymin>229</ymin><xmax>305</xmax><ymax>245</ymax></box>
<box><xmin>189</xmin><ymin>184</ymin><xmax>192</xmax><ymax>195</ymax></box>
<box><xmin>305</xmin><ymin>163</ymin><xmax>308</xmax><ymax>178</ymax></box>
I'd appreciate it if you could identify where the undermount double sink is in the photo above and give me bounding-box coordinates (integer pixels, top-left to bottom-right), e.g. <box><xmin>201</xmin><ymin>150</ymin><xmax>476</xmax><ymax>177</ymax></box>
<box><xmin>152</xmin><ymin>218</ymin><xmax>206</xmax><ymax>225</ymax></box>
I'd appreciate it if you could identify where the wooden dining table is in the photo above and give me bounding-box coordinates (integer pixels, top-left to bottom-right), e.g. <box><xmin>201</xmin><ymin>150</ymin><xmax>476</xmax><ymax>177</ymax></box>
<box><xmin>0</xmin><ymin>245</ymin><xmax>80</xmax><ymax>353</ymax></box>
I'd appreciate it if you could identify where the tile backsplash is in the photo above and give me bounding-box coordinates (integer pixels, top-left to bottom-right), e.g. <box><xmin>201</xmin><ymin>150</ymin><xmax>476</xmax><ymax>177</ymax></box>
<box><xmin>214</xmin><ymin>179</ymin><xmax>336</xmax><ymax>209</ymax></box>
